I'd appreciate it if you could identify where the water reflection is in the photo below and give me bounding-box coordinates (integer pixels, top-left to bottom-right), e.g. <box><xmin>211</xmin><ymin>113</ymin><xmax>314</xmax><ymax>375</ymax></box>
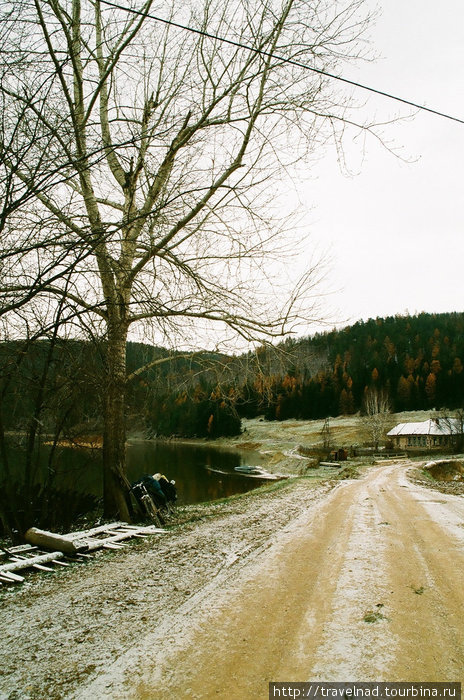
<box><xmin>2</xmin><ymin>441</ymin><xmax>271</xmax><ymax>533</ymax></box>
<box><xmin>126</xmin><ymin>441</ymin><xmax>267</xmax><ymax>504</ymax></box>
<box><xmin>6</xmin><ymin>440</ymin><xmax>268</xmax><ymax>507</ymax></box>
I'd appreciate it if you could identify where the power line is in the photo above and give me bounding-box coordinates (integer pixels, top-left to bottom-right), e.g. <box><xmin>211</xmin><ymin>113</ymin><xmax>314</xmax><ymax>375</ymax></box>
<box><xmin>100</xmin><ymin>0</ymin><xmax>464</xmax><ymax>126</ymax></box>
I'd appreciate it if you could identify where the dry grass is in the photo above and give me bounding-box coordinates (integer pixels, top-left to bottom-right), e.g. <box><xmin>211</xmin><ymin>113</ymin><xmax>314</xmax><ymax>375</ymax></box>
<box><xmin>238</xmin><ymin>410</ymin><xmax>433</xmax><ymax>451</ymax></box>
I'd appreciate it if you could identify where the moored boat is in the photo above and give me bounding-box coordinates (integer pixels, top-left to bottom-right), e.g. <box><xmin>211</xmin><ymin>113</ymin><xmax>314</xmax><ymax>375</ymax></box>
<box><xmin>234</xmin><ymin>465</ymin><xmax>268</xmax><ymax>475</ymax></box>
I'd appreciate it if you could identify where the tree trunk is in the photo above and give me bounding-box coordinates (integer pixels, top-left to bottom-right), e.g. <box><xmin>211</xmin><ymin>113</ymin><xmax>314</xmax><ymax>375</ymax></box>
<box><xmin>102</xmin><ymin>325</ymin><xmax>131</xmax><ymax>521</ymax></box>
<box><xmin>25</xmin><ymin>527</ymin><xmax>86</xmax><ymax>555</ymax></box>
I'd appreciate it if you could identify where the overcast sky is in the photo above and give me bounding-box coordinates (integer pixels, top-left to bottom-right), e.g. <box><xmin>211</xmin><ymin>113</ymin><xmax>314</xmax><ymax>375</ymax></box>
<box><xmin>300</xmin><ymin>0</ymin><xmax>464</xmax><ymax>332</ymax></box>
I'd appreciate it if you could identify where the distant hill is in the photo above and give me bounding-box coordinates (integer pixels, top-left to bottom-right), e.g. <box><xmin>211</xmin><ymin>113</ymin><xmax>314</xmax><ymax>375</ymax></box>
<box><xmin>255</xmin><ymin>311</ymin><xmax>464</xmax><ymax>420</ymax></box>
<box><xmin>1</xmin><ymin>311</ymin><xmax>464</xmax><ymax>438</ymax></box>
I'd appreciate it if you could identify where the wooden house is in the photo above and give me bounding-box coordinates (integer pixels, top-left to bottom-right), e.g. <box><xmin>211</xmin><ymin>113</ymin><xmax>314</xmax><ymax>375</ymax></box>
<box><xmin>387</xmin><ymin>417</ymin><xmax>461</xmax><ymax>450</ymax></box>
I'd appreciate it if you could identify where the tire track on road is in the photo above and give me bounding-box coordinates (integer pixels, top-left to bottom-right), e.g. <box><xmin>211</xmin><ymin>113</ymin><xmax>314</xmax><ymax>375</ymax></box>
<box><xmin>74</xmin><ymin>463</ymin><xmax>464</xmax><ymax>699</ymax></box>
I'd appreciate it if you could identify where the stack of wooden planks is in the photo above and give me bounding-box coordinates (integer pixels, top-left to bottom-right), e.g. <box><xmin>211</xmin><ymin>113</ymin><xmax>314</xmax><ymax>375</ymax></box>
<box><xmin>0</xmin><ymin>522</ymin><xmax>166</xmax><ymax>585</ymax></box>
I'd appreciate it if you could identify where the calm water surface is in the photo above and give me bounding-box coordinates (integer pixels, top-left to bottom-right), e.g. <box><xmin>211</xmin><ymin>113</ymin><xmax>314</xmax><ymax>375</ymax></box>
<box><xmin>127</xmin><ymin>441</ymin><xmax>267</xmax><ymax>504</ymax></box>
<box><xmin>39</xmin><ymin>440</ymin><xmax>268</xmax><ymax>505</ymax></box>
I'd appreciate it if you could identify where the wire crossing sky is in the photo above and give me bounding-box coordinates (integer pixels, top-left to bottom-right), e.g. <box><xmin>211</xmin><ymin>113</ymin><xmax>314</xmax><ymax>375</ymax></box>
<box><xmin>100</xmin><ymin>0</ymin><xmax>464</xmax><ymax>126</ymax></box>
<box><xmin>97</xmin><ymin>0</ymin><xmax>464</xmax><ymax>329</ymax></box>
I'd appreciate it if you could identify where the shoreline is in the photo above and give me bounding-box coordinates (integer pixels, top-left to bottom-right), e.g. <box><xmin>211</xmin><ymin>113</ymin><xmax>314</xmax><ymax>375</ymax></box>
<box><xmin>128</xmin><ymin>411</ymin><xmax>446</xmax><ymax>477</ymax></box>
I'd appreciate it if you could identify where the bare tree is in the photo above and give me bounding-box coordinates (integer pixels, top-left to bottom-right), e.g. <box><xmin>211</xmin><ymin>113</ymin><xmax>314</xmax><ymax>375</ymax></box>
<box><xmin>361</xmin><ymin>386</ymin><xmax>391</xmax><ymax>451</ymax></box>
<box><xmin>0</xmin><ymin>289</ymin><xmax>109</xmax><ymax>531</ymax></box>
<box><xmin>0</xmin><ymin>0</ymin><xmax>379</xmax><ymax>519</ymax></box>
<box><xmin>438</xmin><ymin>409</ymin><xmax>464</xmax><ymax>453</ymax></box>
<box><xmin>321</xmin><ymin>417</ymin><xmax>332</xmax><ymax>450</ymax></box>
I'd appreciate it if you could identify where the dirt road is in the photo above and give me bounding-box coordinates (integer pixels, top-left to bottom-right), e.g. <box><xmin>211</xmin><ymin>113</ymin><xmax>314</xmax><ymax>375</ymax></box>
<box><xmin>73</xmin><ymin>461</ymin><xmax>464</xmax><ymax>699</ymax></box>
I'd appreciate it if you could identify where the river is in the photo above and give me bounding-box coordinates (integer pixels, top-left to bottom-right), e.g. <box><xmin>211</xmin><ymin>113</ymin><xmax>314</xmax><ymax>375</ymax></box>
<box><xmin>2</xmin><ymin>439</ymin><xmax>272</xmax><ymax>533</ymax></box>
<box><xmin>18</xmin><ymin>439</ymin><xmax>269</xmax><ymax>506</ymax></box>
<box><xmin>126</xmin><ymin>440</ymin><xmax>269</xmax><ymax>504</ymax></box>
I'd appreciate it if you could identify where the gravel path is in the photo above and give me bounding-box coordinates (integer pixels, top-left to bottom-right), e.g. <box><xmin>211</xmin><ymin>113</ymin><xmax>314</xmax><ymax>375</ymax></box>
<box><xmin>0</xmin><ymin>477</ymin><xmax>335</xmax><ymax>700</ymax></box>
<box><xmin>1</xmin><ymin>459</ymin><xmax>463</xmax><ymax>700</ymax></box>
<box><xmin>97</xmin><ymin>461</ymin><xmax>464</xmax><ymax>700</ymax></box>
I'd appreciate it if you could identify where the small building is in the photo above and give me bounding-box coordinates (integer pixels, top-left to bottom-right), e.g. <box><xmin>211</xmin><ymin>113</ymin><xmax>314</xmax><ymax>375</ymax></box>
<box><xmin>329</xmin><ymin>448</ymin><xmax>348</xmax><ymax>462</ymax></box>
<box><xmin>387</xmin><ymin>417</ymin><xmax>462</xmax><ymax>450</ymax></box>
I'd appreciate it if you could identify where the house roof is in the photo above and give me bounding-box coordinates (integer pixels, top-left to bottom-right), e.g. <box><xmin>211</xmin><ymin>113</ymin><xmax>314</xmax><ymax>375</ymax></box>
<box><xmin>387</xmin><ymin>418</ymin><xmax>461</xmax><ymax>437</ymax></box>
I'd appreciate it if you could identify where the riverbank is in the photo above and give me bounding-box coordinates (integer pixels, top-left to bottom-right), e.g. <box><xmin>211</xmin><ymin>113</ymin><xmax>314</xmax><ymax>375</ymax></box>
<box><xmin>160</xmin><ymin>411</ymin><xmax>434</xmax><ymax>476</ymax></box>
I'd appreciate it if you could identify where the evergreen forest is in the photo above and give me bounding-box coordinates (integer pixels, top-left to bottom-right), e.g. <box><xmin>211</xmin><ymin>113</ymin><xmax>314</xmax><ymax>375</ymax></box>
<box><xmin>1</xmin><ymin>312</ymin><xmax>464</xmax><ymax>444</ymax></box>
<box><xmin>256</xmin><ymin>311</ymin><xmax>464</xmax><ymax>421</ymax></box>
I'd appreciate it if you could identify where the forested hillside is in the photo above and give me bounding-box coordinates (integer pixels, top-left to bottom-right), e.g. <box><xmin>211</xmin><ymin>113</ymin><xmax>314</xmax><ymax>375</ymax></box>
<box><xmin>255</xmin><ymin>312</ymin><xmax>464</xmax><ymax>420</ymax></box>
<box><xmin>127</xmin><ymin>311</ymin><xmax>464</xmax><ymax>427</ymax></box>
<box><xmin>1</xmin><ymin>312</ymin><xmax>464</xmax><ymax>442</ymax></box>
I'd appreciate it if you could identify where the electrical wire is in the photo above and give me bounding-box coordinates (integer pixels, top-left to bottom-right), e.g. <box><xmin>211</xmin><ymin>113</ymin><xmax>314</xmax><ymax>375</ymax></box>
<box><xmin>99</xmin><ymin>0</ymin><xmax>464</xmax><ymax>126</ymax></box>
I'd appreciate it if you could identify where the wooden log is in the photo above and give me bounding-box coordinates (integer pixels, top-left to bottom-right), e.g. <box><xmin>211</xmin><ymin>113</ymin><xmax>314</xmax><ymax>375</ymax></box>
<box><xmin>114</xmin><ymin>524</ymin><xmax>140</xmax><ymax>530</ymax></box>
<box><xmin>71</xmin><ymin>523</ymin><xmax>166</xmax><ymax>539</ymax></box>
<box><xmin>83</xmin><ymin>530</ymin><xmax>140</xmax><ymax>551</ymax></box>
<box><xmin>9</xmin><ymin>553</ymin><xmax>56</xmax><ymax>573</ymax></box>
<box><xmin>0</xmin><ymin>570</ymin><xmax>25</xmax><ymax>583</ymax></box>
<box><xmin>0</xmin><ymin>551</ymin><xmax>64</xmax><ymax>573</ymax></box>
<box><xmin>21</xmin><ymin>523</ymin><xmax>166</xmax><ymax>563</ymax></box>
<box><xmin>62</xmin><ymin>522</ymin><xmax>127</xmax><ymax>540</ymax></box>
<box><xmin>85</xmin><ymin>526</ymin><xmax>165</xmax><ymax>548</ymax></box>
<box><xmin>125</xmin><ymin>532</ymin><xmax>148</xmax><ymax>538</ymax></box>
<box><xmin>138</xmin><ymin>526</ymin><xmax>167</xmax><ymax>535</ymax></box>
<box><xmin>25</xmin><ymin>527</ymin><xmax>88</xmax><ymax>554</ymax></box>
<box><xmin>8</xmin><ymin>544</ymin><xmax>38</xmax><ymax>554</ymax></box>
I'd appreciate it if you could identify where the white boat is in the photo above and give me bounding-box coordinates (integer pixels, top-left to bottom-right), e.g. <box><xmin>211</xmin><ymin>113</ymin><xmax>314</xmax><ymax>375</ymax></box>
<box><xmin>234</xmin><ymin>465</ymin><xmax>266</xmax><ymax>474</ymax></box>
